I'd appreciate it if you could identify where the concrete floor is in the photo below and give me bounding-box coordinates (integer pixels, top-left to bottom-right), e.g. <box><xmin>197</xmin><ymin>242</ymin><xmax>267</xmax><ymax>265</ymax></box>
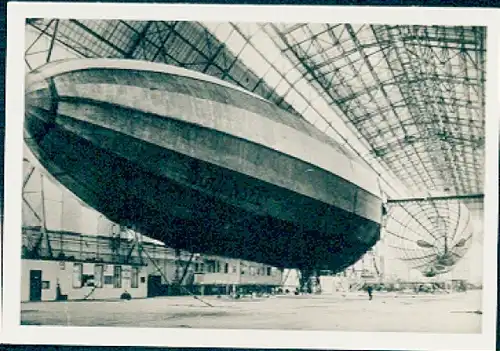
<box><xmin>21</xmin><ymin>290</ymin><xmax>482</xmax><ymax>333</ymax></box>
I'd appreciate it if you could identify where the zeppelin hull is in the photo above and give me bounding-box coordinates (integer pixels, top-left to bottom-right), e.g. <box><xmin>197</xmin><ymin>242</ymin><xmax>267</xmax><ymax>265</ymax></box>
<box><xmin>25</xmin><ymin>59</ymin><xmax>383</xmax><ymax>271</ymax></box>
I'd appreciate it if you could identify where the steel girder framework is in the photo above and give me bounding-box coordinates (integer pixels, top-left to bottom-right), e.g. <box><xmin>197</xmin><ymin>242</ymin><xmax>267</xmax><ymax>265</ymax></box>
<box><xmin>265</xmin><ymin>23</ymin><xmax>485</xmax><ymax>198</ymax></box>
<box><xmin>24</xmin><ymin>20</ymin><xmax>486</xmax><ymax>271</ymax></box>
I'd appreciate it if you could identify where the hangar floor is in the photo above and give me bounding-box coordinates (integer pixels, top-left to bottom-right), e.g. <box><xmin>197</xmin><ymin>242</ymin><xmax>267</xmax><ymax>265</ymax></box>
<box><xmin>21</xmin><ymin>290</ymin><xmax>482</xmax><ymax>333</ymax></box>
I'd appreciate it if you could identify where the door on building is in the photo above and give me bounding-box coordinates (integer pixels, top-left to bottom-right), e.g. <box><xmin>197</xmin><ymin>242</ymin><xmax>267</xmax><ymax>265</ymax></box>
<box><xmin>147</xmin><ymin>275</ymin><xmax>162</xmax><ymax>297</ymax></box>
<box><xmin>29</xmin><ymin>270</ymin><xmax>42</xmax><ymax>301</ymax></box>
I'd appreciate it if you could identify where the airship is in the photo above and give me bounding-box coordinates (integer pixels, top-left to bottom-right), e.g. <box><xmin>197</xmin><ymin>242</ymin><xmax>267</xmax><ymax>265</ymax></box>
<box><xmin>385</xmin><ymin>200</ymin><xmax>474</xmax><ymax>278</ymax></box>
<box><xmin>24</xmin><ymin>58</ymin><xmax>383</xmax><ymax>273</ymax></box>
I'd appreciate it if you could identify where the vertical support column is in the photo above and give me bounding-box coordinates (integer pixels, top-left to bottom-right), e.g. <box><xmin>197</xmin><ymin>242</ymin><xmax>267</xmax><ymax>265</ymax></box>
<box><xmin>110</xmin><ymin>224</ymin><xmax>122</xmax><ymax>263</ymax></box>
<box><xmin>46</xmin><ymin>19</ymin><xmax>60</xmax><ymax>63</ymax></box>
<box><xmin>96</xmin><ymin>232</ymin><xmax>100</xmax><ymax>261</ymax></box>
<box><xmin>174</xmin><ymin>248</ymin><xmax>181</xmax><ymax>295</ymax></box>
<box><xmin>79</xmin><ymin>234</ymin><xmax>83</xmax><ymax>261</ymax></box>
<box><xmin>236</xmin><ymin>260</ymin><xmax>241</xmax><ymax>286</ymax></box>
<box><xmin>59</xmin><ymin>190</ymin><xmax>64</xmax><ymax>258</ymax></box>
<box><xmin>39</xmin><ymin>173</ymin><xmax>53</xmax><ymax>258</ymax></box>
<box><xmin>22</xmin><ymin>160</ymin><xmax>38</xmax><ymax>256</ymax></box>
<box><xmin>179</xmin><ymin>252</ymin><xmax>194</xmax><ymax>286</ymax></box>
<box><xmin>174</xmin><ymin>248</ymin><xmax>181</xmax><ymax>283</ymax></box>
<box><xmin>299</xmin><ymin>267</ymin><xmax>314</xmax><ymax>294</ymax></box>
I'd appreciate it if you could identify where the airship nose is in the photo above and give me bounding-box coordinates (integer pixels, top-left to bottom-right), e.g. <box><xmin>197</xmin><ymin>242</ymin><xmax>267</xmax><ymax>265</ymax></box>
<box><xmin>25</xmin><ymin>74</ymin><xmax>54</xmax><ymax>117</ymax></box>
<box><xmin>25</xmin><ymin>70</ymin><xmax>58</xmax><ymax>149</ymax></box>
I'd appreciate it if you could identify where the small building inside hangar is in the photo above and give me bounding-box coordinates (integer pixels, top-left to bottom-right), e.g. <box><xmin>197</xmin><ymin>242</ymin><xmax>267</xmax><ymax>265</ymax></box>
<box><xmin>22</xmin><ymin>226</ymin><xmax>283</xmax><ymax>302</ymax></box>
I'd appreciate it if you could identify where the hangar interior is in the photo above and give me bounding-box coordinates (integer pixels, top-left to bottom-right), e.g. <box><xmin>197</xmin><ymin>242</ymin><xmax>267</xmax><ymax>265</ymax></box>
<box><xmin>22</xmin><ymin>20</ymin><xmax>485</xmax><ymax>303</ymax></box>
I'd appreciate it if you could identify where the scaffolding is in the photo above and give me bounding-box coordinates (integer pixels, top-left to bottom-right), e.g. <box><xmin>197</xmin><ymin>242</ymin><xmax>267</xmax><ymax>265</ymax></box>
<box><xmin>22</xmin><ymin>159</ymin><xmax>52</xmax><ymax>259</ymax></box>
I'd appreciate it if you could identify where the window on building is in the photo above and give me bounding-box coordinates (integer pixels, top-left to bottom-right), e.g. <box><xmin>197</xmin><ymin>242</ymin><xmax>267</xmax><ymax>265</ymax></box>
<box><xmin>72</xmin><ymin>263</ymin><xmax>82</xmax><ymax>288</ymax></box>
<box><xmin>250</xmin><ymin>266</ymin><xmax>255</xmax><ymax>276</ymax></box>
<box><xmin>215</xmin><ymin>261</ymin><xmax>220</xmax><ymax>273</ymax></box>
<box><xmin>232</xmin><ymin>265</ymin><xmax>237</xmax><ymax>273</ymax></box>
<box><xmin>114</xmin><ymin>265</ymin><xmax>122</xmax><ymax>288</ymax></box>
<box><xmin>200</xmin><ymin>263</ymin><xmax>204</xmax><ymax>273</ymax></box>
<box><xmin>267</xmin><ymin>267</ymin><xmax>272</xmax><ymax>276</ymax></box>
<box><xmin>194</xmin><ymin>263</ymin><xmax>199</xmax><ymax>272</ymax></box>
<box><xmin>94</xmin><ymin>264</ymin><xmax>104</xmax><ymax>288</ymax></box>
<box><xmin>131</xmin><ymin>267</ymin><xmax>139</xmax><ymax>288</ymax></box>
<box><xmin>224</xmin><ymin>263</ymin><xmax>229</xmax><ymax>274</ymax></box>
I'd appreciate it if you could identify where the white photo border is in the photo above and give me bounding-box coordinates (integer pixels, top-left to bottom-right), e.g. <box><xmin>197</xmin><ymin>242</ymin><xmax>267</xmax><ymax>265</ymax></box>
<box><xmin>4</xmin><ymin>3</ymin><xmax>499</xmax><ymax>350</ymax></box>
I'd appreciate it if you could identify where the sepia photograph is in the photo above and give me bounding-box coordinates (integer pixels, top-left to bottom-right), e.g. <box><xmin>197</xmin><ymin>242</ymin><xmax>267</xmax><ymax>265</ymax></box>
<box><xmin>3</xmin><ymin>3</ymin><xmax>499</xmax><ymax>351</ymax></box>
